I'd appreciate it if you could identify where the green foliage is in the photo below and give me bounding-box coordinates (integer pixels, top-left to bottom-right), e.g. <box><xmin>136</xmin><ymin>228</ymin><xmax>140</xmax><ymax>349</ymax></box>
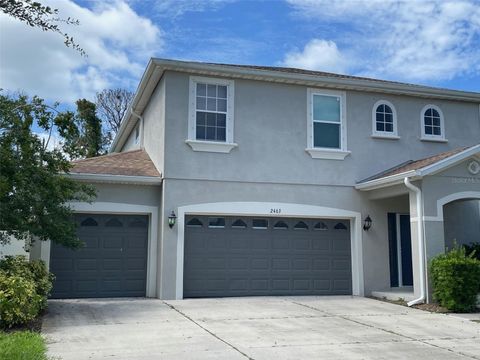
<box><xmin>0</xmin><ymin>273</ymin><xmax>42</xmax><ymax>328</ymax></box>
<box><xmin>0</xmin><ymin>256</ymin><xmax>54</xmax><ymax>310</ymax></box>
<box><xmin>76</xmin><ymin>99</ymin><xmax>105</xmax><ymax>158</ymax></box>
<box><xmin>463</xmin><ymin>242</ymin><xmax>480</xmax><ymax>261</ymax></box>
<box><xmin>0</xmin><ymin>92</ymin><xmax>96</xmax><ymax>249</ymax></box>
<box><xmin>0</xmin><ymin>0</ymin><xmax>85</xmax><ymax>56</ymax></box>
<box><xmin>0</xmin><ymin>331</ymin><xmax>48</xmax><ymax>360</ymax></box>
<box><xmin>0</xmin><ymin>256</ymin><xmax>54</xmax><ymax>328</ymax></box>
<box><xmin>430</xmin><ymin>246</ymin><xmax>480</xmax><ymax>312</ymax></box>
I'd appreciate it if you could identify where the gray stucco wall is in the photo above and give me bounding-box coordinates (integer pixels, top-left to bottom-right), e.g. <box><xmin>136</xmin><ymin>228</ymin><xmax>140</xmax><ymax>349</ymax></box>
<box><xmin>142</xmin><ymin>76</ymin><xmax>166</xmax><ymax>175</ymax></box>
<box><xmin>150</xmin><ymin>70</ymin><xmax>479</xmax><ymax>299</ymax></box>
<box><xmin>158</xmin><ymin>178</ymin><xmax>409</xmax><ymax>299</ymax></box>
<box><xmin>120</xmin><ymin>122</ymin><xmax>140</xmax><ymax>152</ymax></box>
<box><xmin>161</xmin><ymin>71</ymin><xmax>479</xmax><ymax>185</ymax></box>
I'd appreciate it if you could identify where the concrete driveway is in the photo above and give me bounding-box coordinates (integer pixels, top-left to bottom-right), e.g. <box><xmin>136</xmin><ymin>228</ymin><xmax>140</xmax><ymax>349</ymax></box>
<box><xmin>42</xmin><ymin>296</ymin><xmax>480</xmax><ymax>360</ymax></box>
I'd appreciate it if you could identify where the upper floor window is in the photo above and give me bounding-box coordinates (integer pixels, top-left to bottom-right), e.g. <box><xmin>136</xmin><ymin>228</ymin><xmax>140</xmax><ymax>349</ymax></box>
<box><xmin>372</xmin><ymin>100</ymin><xmax>398</xmax><ymax>138</ymax></box>
<box><xmin>421</xmin><ymin>105</ymin><xmax>446</xmax><ymax>142</ymax></box>
<box><xmin>306</xmin><ymin>88</ymin><xmax>349</xmax><ymax>160</ymax></box>
<box><xmin>187</xmin><ymin>76</ymin><xmax>236</xmax><ymax>153</ymax></box>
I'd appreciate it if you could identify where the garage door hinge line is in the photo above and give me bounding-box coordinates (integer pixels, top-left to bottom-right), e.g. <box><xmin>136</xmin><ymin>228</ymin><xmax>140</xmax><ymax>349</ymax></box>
<box><xmin>163</xmin><ymin>302</ymin><xmax>253</xmax><ymax>360</ymax></box>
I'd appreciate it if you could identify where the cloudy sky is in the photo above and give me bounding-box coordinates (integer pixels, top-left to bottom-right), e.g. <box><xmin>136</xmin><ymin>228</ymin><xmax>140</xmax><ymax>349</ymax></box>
<box><xmin>1</xmin><ymin>0</ymin><xmax>479</xmax><ymax>107</ymax></box>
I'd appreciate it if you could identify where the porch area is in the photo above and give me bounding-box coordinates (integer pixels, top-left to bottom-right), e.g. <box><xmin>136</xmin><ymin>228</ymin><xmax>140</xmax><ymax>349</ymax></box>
<box><xmin>356</xmin><ymin>145</ymin><xmax>480</xmax><ymax>304</ymax></box>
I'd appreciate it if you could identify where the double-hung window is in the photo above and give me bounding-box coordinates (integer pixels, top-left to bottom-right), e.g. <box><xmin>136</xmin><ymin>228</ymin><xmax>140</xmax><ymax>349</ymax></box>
<box><xmin>306</xmin><ymin>89</ymin><xmax>349</xmax><ymax>160</ymax></box>
<box><xmin>187</xmin><ymin>76</ymin><xmax>236</xmax><ymax>153</ymax></box>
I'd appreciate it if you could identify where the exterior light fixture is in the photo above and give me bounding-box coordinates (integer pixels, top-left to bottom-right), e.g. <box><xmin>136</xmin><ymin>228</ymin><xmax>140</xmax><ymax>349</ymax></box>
<box><xmin>168</xmin><ymin>211</ymin><xmax>177</xmax><ymax>228</ymax></box>
<box><xmin>363</xmin><ymin>215</ymin><xmax>372</xmax><ymax>231</ymax></box>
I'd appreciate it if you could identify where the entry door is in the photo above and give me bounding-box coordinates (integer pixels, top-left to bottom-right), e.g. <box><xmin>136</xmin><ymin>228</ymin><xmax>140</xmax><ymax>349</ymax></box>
<box><xmin>388</xmin><ymin>213</ymin><xmax>413</xmax><ymax>287</ymax></box>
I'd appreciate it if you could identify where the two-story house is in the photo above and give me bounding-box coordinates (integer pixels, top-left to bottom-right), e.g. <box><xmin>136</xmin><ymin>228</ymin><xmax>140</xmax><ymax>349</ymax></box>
<box><xmin>32</xmin><ymin>59</ymin><xmax>480</xmax><ymax>304</ymax></box>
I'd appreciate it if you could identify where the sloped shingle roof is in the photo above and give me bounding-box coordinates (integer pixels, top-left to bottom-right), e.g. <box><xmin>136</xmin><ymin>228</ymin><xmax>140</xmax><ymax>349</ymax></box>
<box><xmin>360</xmin><ymin>146</ymin><xmax>470</xmax><ymax>183</ymax></box>
<box><xmin>70</xmin><ymin>150</ymin><xmax>160</xmax><ymax>177</ymax></box>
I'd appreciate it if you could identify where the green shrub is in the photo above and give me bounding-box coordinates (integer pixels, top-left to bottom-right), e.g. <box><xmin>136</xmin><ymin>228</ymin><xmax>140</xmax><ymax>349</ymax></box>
<box><xmin>430</xmin><ymin>246</ymin><xmax>480</xmax><ymax>312</ymax></box>
<box><xmin>463</xmin><ymin>242</ymin><xmax>480</xmax><ymax>261</ymax></box>
<box><xmin>0</xmin><ymin>273</ymin><xmax>42</xmax><ymax>328</ymax></box>
<box><xmin>0</xmin><ymin>256</ymin><xmax>54</xmax><ymax>310</ymax></box>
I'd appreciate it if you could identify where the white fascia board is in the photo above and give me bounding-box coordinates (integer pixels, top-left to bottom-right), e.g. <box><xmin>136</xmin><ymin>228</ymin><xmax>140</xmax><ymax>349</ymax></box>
<box><xmin>355</xmin><ymin>170</ymin><xmax>418</xmax><ymax>191</ymax></box>
<box><xmin>417</xmin><ymin>144</ymin><xmax>480</xmax><ymax>177</ymax></box>
<box><xmin>67</xmin><ymin>172</ymin><xmax>162</xmax><ymax>185</ymax></box>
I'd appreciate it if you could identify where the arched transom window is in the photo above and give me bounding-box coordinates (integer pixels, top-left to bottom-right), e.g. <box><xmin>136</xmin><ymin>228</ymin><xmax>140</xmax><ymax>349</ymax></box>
<box><xmin>421</xmin><ymin>105</ymin><xmax>445</xmax><ymax>141</ymax></box>
<box><xmin>372</xmin><ymin>100</ymin><xmax>397</xmax><ymax>137</ymax></box>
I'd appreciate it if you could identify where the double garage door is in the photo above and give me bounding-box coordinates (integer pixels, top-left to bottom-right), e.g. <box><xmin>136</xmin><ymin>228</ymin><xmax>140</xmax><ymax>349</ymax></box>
<box><xmin>50</xmin><ymin>214</ymin><xmax>149</xmax><ymax>299</ymax></box>
<box><xmin>184</xmin><ymin>216</ymin><xmax>352</xmax><ymax>298</ymax></box>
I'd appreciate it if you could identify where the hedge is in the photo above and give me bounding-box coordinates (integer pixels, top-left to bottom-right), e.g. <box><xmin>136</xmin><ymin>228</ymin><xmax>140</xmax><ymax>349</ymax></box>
<box><xmin>430</xmin><ymin>246</ymin><xmax>480</xmax><ymax>312</ymax></box>
<box><xmin>0</xmin><ymin>256</ymin><xmax>54</xmax><ymax>328</ymax></box>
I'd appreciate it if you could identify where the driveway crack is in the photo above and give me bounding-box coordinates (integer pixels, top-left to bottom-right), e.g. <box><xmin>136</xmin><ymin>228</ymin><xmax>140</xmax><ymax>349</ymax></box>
<box><xmin>164</xmin><ymin>302</ymin><xmax>253</xmax><ymax>360</ymax></box>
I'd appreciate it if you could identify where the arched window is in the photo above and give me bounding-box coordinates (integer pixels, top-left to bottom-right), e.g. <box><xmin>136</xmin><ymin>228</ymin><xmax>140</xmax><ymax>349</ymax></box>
<box><xmin>294</xmin><ymin>221</ymin><xmax>309</xmax><ymax>230</ymax></box>
<box><xmin>421</xmin><ymin>105</ymin><xmax>445</xmax><ymax>141</ymax></box>
<box><xmin>231</xmin><ymin>219</ymin><xmax>247</xmax><ymax>228</ymax></box>
<box><xmin>273</xmin><ymin>220</ymin><xmax>288</xmax><ymax>230</ymax></box>
<box><xmin>372</xmin><ymin>100</ymin><xmax>398</xmax><ymax>137</ymax></box>
<box><xmin>314</xmin><ymin>222</ymin><xmax>328</xmax><ymax>231</ymax></box>
<box><xmin>334</xmin><ymin>222</ymin><xmax>348</xmax><ymax>230</ymax></box>
<box><xmin>106</xmin><ymin>218</ymin><xmax>123</xmax><ymax>227</ymax></box>
<box><xmin>186</xmin><ymin>218</ymin><xmax>203</xmax><ymax>227</ymax></box>
<box><xmin>80</xmin><ymin>217</ymin><xmax>98</xmax><ymax>227</ymax></box>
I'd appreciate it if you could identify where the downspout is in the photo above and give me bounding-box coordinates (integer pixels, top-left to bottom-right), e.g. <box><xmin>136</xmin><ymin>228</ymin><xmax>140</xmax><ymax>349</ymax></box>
<box><xmin>404</xmin><ymin>177</ymin><xmax>426</xmax><ymax>306</ymax></box>
<box><xmin>130</xmin><ymin>108</ymin><xmax>144</xmax><ymax>148</ymax></box>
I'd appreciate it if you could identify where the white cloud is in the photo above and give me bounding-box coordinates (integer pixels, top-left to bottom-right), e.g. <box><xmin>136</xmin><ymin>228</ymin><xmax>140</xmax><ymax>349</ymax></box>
<box><xmin>280</xmin><ymin>39</ymin><xmax>348</xmax><ymax>73</ymax></box>
<box><xmin>0</xmin><ymin>1</ymin><xmax>163</xmax><ymax>103</ymax></box>
<box><xmin>286</xmin><ymin>0</ymin><xmax>480</xmax><ymax>82</ymax></box>
<box><xmin>140</xmin><ymin>0</ymin><xmax>235</xmax><ymax>18</ymax></box>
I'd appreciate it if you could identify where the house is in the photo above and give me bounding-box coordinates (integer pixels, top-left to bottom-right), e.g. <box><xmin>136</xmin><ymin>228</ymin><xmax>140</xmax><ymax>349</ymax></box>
<box><xmin>31</xmin><ymin>59</ymin><xmax>480</xmax><ymax>303</ymax></box>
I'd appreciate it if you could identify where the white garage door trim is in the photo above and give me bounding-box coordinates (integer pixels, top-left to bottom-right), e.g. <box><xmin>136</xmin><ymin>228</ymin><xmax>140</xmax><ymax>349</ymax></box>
<box><xmin>40</xmin><ymin>202</ymin><xmax>159</xmax><ymax>298</ymax></box>
<box><xmin>175</xmin><ymin>202</ymin><xmax>364</xmax><ymax>299</ymax></box>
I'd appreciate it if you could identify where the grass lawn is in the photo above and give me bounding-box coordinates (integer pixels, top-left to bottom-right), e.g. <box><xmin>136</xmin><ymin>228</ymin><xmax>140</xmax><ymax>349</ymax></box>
<box><xmin>0</xmin><ymin>331</ymin><xmax>48</xmax><ymax>360</ymax></box>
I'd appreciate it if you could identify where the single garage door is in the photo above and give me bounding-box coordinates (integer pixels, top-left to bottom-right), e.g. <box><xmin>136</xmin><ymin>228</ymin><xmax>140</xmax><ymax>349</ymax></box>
<box><xmin>50</xmin><ymin>213</ymin><xmax>149</xmax><ymax>298</ymax></box>
<box><xmin>184</xmin><ymin>216</ymin><xmax>352</xmax><ymax>298</ymax></box>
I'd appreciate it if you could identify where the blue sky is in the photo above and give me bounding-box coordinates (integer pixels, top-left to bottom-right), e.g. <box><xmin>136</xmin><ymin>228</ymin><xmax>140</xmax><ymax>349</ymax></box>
<box><xmin>1</xmin><ymin>0</ymin><xmax>479</xmax><ymax>110</ymax></box>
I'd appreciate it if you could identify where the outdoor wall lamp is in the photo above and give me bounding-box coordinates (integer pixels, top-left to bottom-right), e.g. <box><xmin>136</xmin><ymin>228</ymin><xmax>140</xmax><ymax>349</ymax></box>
<box><xmin>363</xmin><ymin>215</ymin><xmax>372</xmax><ymax>231</ymax></box>
<box><xmin>168</xmin><ymin>211</ymin><xmax>177</xmax><ymax>228</ymax></box>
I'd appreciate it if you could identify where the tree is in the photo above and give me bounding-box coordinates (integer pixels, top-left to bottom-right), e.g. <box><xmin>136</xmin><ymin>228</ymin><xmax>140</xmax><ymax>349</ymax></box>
<box><xmin>60</xmin><ymin>99</ymin><xmax>106</xmax><ymax>159</ymax></box>
<box><xmin>0</xmin><ymin>92</ymin><xmax>95</xmax><ymax>249</ymax></box>
<box><xmin>95</xmin><ymin>88</ymin><xmax>134</xmax><ymax>141</ymax></box>
<box><xmin>76</xmin><ymin>99</ymin><xmax>104</xmax><ymax>158</ymax></box>
<box><xmin>0</xmin><ymin>0</ymin><xmax>85</xmax><ymax>56</ymax></box>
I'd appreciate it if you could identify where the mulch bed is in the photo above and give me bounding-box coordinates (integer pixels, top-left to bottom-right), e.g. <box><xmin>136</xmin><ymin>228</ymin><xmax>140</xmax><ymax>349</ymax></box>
<box><xmin>371</xmin><ymin>296</ymin><xmax>480</xmax><ymax>314</ymax></box>
<box><xmin>1</xmin><ymin>309</ymin><xmax>45</xmax><ymax>333</ymax></box>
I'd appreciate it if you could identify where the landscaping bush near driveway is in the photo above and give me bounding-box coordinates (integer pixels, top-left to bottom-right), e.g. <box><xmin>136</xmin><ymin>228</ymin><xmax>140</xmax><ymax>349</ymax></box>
<box><xmin>430</xmin><ymin>246</ymin><xmax>480</xmax><ymax>312</ymax></box>
<box><xmin>0</xmin><ymin>256</ymin><xmax>54</xmax><ymax>328</ymax></box>
<box><xmin>464</xmin><ymin>242</ymin><xmax>480</xmax><ymax>261</ymax></box>
<box><xmin>0</xmin><ymin>331</ymin><xmax>48</xmax><ymax>360</ymax></box>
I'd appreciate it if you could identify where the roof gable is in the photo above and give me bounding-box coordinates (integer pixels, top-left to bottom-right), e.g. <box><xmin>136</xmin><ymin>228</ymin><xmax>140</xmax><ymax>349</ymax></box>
<box><xmin>70</xmin><ymin>150</ymin><xmax>161</xmax><ymax>178</ymax></box>
<box><xmin>356</xmin><ymin>144</ymin><xmax>480</xmax><ymax>190</ymax></box>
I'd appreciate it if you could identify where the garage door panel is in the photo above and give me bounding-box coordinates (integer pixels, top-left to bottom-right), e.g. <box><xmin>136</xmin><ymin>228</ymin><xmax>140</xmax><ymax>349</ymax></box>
<box><xmin>50</xmin><ymin>214</ymin><xmax>148</xmax><ymax>298</ymax></box>
<box><xmin>251</xmin><ymin>258</ymin><xmax>269</xmax><ymax>269</ymax></box>
<box><xmin>184</xmin><ymin>215</ymin><xmax>352</xmax><ymax>297</ymax></box>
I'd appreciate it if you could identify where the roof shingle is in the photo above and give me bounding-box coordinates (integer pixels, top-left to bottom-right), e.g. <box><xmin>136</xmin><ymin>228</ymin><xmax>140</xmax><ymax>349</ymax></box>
<box><xmin>70</xmin><ymin>150</ymin><xmax>160</xmax><ymax>178</ymax></box>
<box><xmin>360</xmin><ymin>146</ymin><xmax>470</xmax><ymax>183</ymax></box>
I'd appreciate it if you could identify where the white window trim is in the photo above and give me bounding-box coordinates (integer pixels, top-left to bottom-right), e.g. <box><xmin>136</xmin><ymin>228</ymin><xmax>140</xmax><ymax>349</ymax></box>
<box><xmin>371</xmin><ymin>100</ymin><xmax>399</xmax><ymax>139</ymax></box>
<box><xmin>187</xmin><ymin>76</ymin><xmax>236</xmax><ymax>153</ymax></box>
<box><xmin>306</xmin><ymin>88</ymin><xmax>350</xmax><ymax>160</ymax></box>
<box><xmin>420</xmin><ymin>104</ymin><xmax>447</xmax><ymax>142</ymax></box>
